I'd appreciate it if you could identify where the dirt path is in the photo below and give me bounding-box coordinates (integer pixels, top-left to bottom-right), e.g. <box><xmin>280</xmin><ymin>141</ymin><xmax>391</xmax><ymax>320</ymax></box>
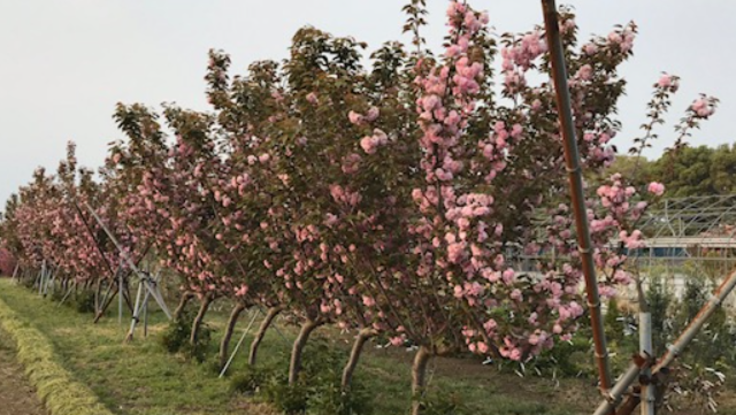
<box><xmin>0</xmin><ymin>329</ymin><xmax>48</xmax><ymax>415</ymax></box>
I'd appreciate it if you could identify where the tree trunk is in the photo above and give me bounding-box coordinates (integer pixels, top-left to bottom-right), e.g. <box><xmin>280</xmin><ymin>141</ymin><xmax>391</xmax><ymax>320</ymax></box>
<box><xmin>411</xmin><ymin>346</ymin><xmax>433</xmax><ymax>415</ymax></box>
<box><xmin>341</xmin><ymin>328</ymin><xmax>376</xmax><ymax>390</ymax></box>
<box><xmin>190</xmin><ymin>295</ymin><xmax>213</xmax><ymax>345</ymax></box>
<box><xmin>288</xmin><ymin>319</ymin><xmax>321</xmax><ymax>385</ymax></box>
<box><xmin>248</xmin><ymin>306</ymin><xmax>282</xmax><ymax>366</ymax></box>
<box><xmin>93</xmin><ymin>287</ymin><xmax>119</xmax><ymax>323</ymax></box>
<box><xmin>219</xmin><ymin>302</ymin><xmax>246</xmax><ymax>370</ymax></box>
<box><xmin>174</xmin><ymin>291</ymin><xmax>195</xmax><ymax>320</ymax></box>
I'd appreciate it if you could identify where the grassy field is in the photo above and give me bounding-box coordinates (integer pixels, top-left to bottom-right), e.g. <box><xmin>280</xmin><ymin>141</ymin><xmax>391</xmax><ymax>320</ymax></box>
<box><xmin>0</xmin><ymin>326</ymin><xmax>48</xmax><ymax>415</ymax></box>
<box><xmin>0</xmin><ymin>278</ymin><xmax>729</xmax><ymax>415</ymax></box>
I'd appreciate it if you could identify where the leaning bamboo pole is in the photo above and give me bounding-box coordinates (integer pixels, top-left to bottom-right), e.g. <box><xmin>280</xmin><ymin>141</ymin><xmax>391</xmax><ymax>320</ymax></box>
<box><xmin>610</xmin><ymin>267</ymin><xmax>736</xmax><ymax>415</ymax></box>
<box><xmin>541</xmin><ymin>0</ymin><xmax>612</xmax><ymax>393</ymax></box>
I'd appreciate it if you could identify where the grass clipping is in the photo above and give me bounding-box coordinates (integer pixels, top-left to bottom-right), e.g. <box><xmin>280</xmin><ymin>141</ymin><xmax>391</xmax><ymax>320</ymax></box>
<box><xmin>0</xmin><ymin>296</ymin><xmax>114</xmax><ymax>415</ymax></box>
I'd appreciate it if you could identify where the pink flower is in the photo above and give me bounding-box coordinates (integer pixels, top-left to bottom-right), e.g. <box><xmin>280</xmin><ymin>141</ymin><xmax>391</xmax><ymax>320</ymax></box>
<box><xmin>362</xmin><ymin>295</ymin><xmax>376</xmax><ymax>307</ymax></box>
<box><xmin>365</xmin><ymin>106</ymin><xmax>379</xmax><ymax>122</ymax></box>
<box><xmin>691</xmin><ymin>98</ymin><xmax>715</xmax><ymax>117</ymax></box>
<box><xmin>389</xmin><ymin>337</ymin><xmax>404</xmax><ymax>346</ymax></box>
<box><xmin>306</xmin><ymin>92</ymin><xmax>318</xmax><ymax>104</ymax></box>
<box><xmin>360</xmin><ymin>136</ymin><xmax>377</xmax><ymax>154</ymax></box>
<box><xmin>647</xmin><ymin>181</ymin><xmax>665</xmax><ymax>196</ymax></box>
<box><xmin>502</xmin><ymin>269</ymin><xmax>515</xmax><ymax>284</ymax></box>
<box><xmin>510</xmin><ymin>123</ymin><xmax>523</xmax><ymax>138</ymax></box>
<box><xmin>657</xmin><ymin>74</ymin><xmax>672</xmax><ymax>88</ymax></box>
<box><xmin>348</xmin><ymin>111</ymin><xmax>364</xmax><ymax>125</ymax></box>
<box><xmin>583</xmin><ymin>43</ymin><xmax>598</xmax><ymax>55</ymax></box>
<box><xmin>235</xmin><ymin>284</ymin><xmax>248</xmax><ymax>297</ymax></box>
<box><xmin>324</xmin><ymin>213</ymin><xmax>338</xmax><ymax>227</ymax></box>
<box><xmin>575</xmin><ymin>64</ymin><xmax>593</xmax><ymax>81</ymax></box>
<box><xmin>608</xmin><ymin>31</ymin><xmax>622</xmax><ymax>44</ymax></box>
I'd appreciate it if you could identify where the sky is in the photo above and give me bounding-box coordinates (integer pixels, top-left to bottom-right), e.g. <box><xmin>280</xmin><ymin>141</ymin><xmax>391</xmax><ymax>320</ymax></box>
<box><xmin>1</xmin><ymin>0</ymin><xmax>734</xmax><ymax>206</ymax></box>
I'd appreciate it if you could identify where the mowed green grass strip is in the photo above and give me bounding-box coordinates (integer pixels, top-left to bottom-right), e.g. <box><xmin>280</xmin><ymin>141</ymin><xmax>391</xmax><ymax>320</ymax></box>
<box><xmin>0</xmin><ymin>279</ymin><xmax>590</xmax><ymax>414</ymax></box>
<box><xmin>0</xmin><ymin>286</ymin><xmax>114</xmax><ymax>415</ymax></box>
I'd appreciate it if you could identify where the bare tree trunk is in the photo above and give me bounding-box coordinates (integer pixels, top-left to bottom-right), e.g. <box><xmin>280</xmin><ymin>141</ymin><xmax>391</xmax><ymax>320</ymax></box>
<box><xmin>288</xmin><ymin>319</ymin><xmax>321</xmax><ymax>385</ymax></box>
<box><xmin>219</xmin><ymin>302</ymin><xmax>246</xmax><ymax>370</ymax></box>
<box><xmin>341</xmin><ymin>328</ymin><xmax>376</xmax><ymax>389</ymax></box>
<box><xmin>248</xmin><ymin>306</ymin><xmax>282</xmax><ymax>366</ymax></box>
<box><xmin>411</xmin><ymin>346</ymin><xmax>433</xmax><ymax>415</ymax></box>
<box><xmin>173</xmin><ymin>291</ymin><xmax>195</xmax><ymax>320</ymax></box>
<box><xmin>190</xmin><ymin>295</ymin><xmax>213</xmax><ymax>345</ymax></box>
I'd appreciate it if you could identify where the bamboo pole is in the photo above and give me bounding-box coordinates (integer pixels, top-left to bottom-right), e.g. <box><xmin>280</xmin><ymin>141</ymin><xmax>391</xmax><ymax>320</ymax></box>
<box><xmin>541</xmin><ymin>0</ymin><xmax>612</xmax><ymax>392</ymax></box>
<box><xmin>592</xmin><ymin>356</ymin><xmax>650</xmax><ymax>415</ymax></box>
<box><xmin>599</xmin><ymin>267</ymin><xmax>736</xmax><ymax>415</ymax></box>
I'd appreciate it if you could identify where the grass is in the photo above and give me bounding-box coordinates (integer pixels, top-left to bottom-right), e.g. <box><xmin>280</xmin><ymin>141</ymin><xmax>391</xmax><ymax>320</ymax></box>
<box><xmin>0</xmin><ymin>278</ymin><xmax>641</xmax><ymax>414</ymax></box>
<box><xmin>0</xmin><ymin>288</ymin><xmax>114</xmax><ymax>415</ymax></box>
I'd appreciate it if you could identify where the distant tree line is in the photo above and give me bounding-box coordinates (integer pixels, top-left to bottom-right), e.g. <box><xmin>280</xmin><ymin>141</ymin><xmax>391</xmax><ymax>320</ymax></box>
<box><xmin>599</xmin><ymin>143</ymin><xmax>736</xmax><ymax>198</ymax></box>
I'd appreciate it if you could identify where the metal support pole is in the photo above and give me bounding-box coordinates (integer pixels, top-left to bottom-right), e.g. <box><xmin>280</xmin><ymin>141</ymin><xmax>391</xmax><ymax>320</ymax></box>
<box><xmin>58</xmin><ymin>284</ymin><xmax>74</xmax><ymax>306</ymax></box>
<box><xmin>127</xmin><ymin>280</ymin><xmax>144</xmax><ymax>340</ymax></box>
<box><xmin>118</xmin><ymin>259</ymin><xmax>124</xmax><ymax>325</ymax></box>
<box><xmin>640</xmin><ymin>312</ymin><xmax>655</xmax><ymax>415</ymax></box>
<box><xmin>219</xmin><ymin>309</ymin><xmax>259</xmax><ymax>378</ymax></box>
<box><xmin>541</xmin><ymin>0</ymin><xmax>612</xmax><ymax>392</ymax></box>
<box><xmin>38</xmin><ymin>260</ymin><xmax>46</xmax><ymax>296</ymax></box>
<box><xmin>83</xmin><ymin>202</ymin><xmax>171</xmax><ymax>319</ymax></box>
<box><xmin>143</xmin><ymin>292</ymin><xmax>149</xmax><ymax>338</ymax></box>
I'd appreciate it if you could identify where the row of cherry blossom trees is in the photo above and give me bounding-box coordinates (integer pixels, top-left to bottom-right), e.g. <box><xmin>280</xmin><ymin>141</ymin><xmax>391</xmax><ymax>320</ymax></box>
<box><xmin>0</xmin><ymin>1</ymin><xmax>717</xmax><ymax>413</ymax></box>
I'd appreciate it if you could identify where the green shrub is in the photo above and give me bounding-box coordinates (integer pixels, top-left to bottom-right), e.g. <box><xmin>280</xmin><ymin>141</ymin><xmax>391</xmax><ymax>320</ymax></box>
<box><xmin>230</xmin><ymin>364</ymin><xmax>271</xmax><ymax>395</ymax></box>
<box><xmin>259</xmin><ymin>336</ymin><xmax>374</xmax><ymax>415</ymax></box>
<box><xmin>160</xmin><ymin>309</ymin><xmax>212</xmax><ymax>362</ymax></box>
<box><xmin>262</xmin><ymin>372</ymin><xmax>309</xmax><ymax>414</ymax></box>
<box><xmin>73</xmin><ymin>290</ymin><xmax>96</xmax><ymax>314</ymax></box>
<box><xmin>415</xmin><ymin>392</ymin><xmax>469</xmax><ymax>415</ymax></box>
<box><xmin>646</xmin><ymin>276</ymin><xmax>673</xmax><ymax>356</ymax></box>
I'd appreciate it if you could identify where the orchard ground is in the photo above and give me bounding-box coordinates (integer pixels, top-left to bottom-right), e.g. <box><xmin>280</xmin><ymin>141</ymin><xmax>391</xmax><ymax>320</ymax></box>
<box><xmin>0</xmin><ymin>278</ymin><xmax>734</xmax><ymax>415</ymax></box>
<box><xmin>0</xmin><ymin>326</ymin><xmax>48</xmax><ymax>415</ymax></box>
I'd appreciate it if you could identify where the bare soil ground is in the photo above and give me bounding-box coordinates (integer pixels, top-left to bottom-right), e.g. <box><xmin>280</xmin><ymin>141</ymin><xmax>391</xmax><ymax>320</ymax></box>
<box><xmin>0</xmin><ymin>329</ymin><xmax>47</xmax><ymax>415</ymax></box>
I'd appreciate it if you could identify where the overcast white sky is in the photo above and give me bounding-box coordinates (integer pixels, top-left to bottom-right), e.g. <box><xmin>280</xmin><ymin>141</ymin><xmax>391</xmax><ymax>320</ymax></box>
<box><xmin>1</xmin><ymin>1</ymin><xmax>733</xmax><ymax>205</ymax></box>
